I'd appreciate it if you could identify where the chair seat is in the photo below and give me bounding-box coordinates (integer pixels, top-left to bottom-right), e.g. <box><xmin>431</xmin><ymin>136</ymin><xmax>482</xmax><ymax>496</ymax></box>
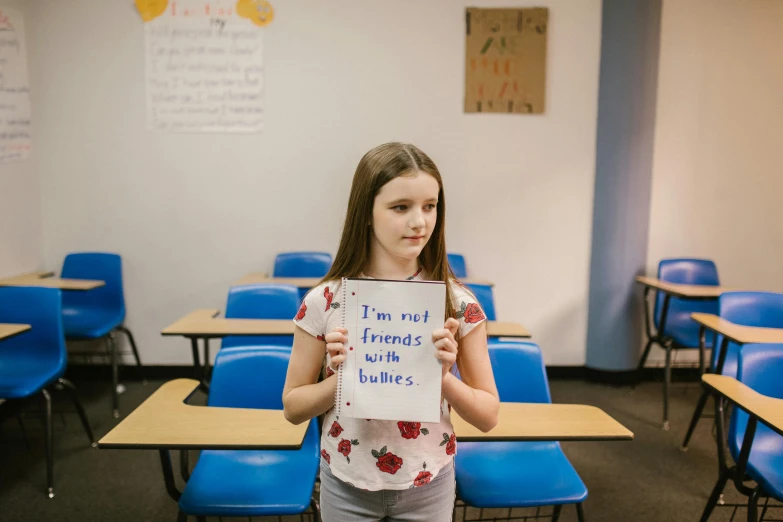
<box><xmin>663</xmin><ymin>311</ymin><xmax>714</xmax><ymax>348</ymax></box>
<box><xmin>731</xmin><ymin>421</ymin><xmax>783</xmax><ymax>503</ymax></box>
<box><xmin>456</xmin><ymin>441</ymin><xmax>587</xmax><ymax>507</ymax></box>
<box><xmin>62</xmin><ymin>307</ymin><xmax>124</xmax><ymax>339</ymax></box>
<box><xmin>0</xmin><ymin>351</ymin><xmax>64</xmax><ymax>398</ymax></box>
<box><xmin>179</xmin><ymin>423</ymin><xmax>319</xmax><ymax>516</ymax></box>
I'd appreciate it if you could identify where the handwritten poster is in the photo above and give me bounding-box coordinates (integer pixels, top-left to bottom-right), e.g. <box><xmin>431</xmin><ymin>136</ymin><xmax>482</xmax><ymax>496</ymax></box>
<box><xmin>144</xmin><ymin>0</ymin><xmax>264</xmax><ymax>133</ymax></box>
<box><xmin>0</xmin><ymin>8</ymin><xmax>32</xmax><ymax>163</ymax></box>
<box><xmin>336</xmin><ymin>278</ymin><xmax>446</xmax><ymax>423</ymax></box>
<box><xmin>464</xmin><ymin>7</ymin><xmax>548</xmax><ymax>114</ymax></box>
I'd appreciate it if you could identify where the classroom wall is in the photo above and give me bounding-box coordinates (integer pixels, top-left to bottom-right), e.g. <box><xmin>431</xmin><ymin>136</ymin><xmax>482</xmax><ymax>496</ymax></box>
<box><xmin>27</xmin><ymin>0</ymin><xmax>602</xmax><ymax>365</ymax></box>
<box><xmin>644</xmin><ymin>0</ymin><xmax>783</xmax><ymax>366</ymax></box>
<box><xmin>0</xmin><ymin>0</ymin><xmax>42</xmax><ymax>278</ymax></box>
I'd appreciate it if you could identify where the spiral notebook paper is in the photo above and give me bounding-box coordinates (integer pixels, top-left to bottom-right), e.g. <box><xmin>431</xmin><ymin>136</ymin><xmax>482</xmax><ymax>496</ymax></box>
<box><xmin>335</xmin><ymin>278</ymin><xmax>446</xmax><ymax>423</ymax></box>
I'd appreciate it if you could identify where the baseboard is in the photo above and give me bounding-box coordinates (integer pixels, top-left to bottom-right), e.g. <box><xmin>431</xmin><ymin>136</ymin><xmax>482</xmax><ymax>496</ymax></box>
<box><xmin>65</xmin><ymin>363</ymin><xmax>703</xmax><ymax>385</ymax></box>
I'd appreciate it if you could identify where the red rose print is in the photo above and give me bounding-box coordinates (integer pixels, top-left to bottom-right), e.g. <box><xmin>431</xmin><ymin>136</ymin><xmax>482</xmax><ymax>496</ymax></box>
<box><xmin>326</xmin><ymin>366</ymin><xmax>335</xmax><ymax>377</ymax></box>
<box><xmin>294</xmin><ymin>302</ymin><xmax>307</xmax><ymax>321</ymax></box>
<box><xmin>372</xmin><ymin>446</ymin><xmax>403</xmax><ymax>474</ymax></box>
<box><xmin>321</xmin><ymin>449</ymin><xmax>330</xmax><ymax>464</ymax></box>
<box><xmin>328</xmin><ymin>421</ymin><xmax>343</xmax><ymax>438</ymax></box>
<box><xmin>397</xmin><ymin>421</ymin><xmax>429</xmax><ymax>439</ymax></box>
<box><xmin>463</xmin><ymin>303</ymin><xmax>485</xmax><ymax>324</ymax></box>
<box><xmin>440</xmin><ymin>433</ymin><xmax>456</xmax><ymax>455</ymax></box>
<box><xmin>324</xmin><ymin>287</ymin><xmax>334</xmax><ymax>312</ymax></box>
<box><xmin>338</xmin><ymin>438</ymin><xmax>359</xmax><ymax>462</ymax></box>
<box><xmin>316</xmin><ymin>334</ymin><xmax>325</xmax><ymax>341</ymax></box>
<box><xmin>413</xmin><ymin>471</ymin><xmax>433</xmax><ymax>487</ymax></box>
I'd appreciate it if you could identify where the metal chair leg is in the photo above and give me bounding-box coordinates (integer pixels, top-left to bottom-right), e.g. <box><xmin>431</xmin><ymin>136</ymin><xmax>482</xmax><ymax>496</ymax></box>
<box><xmin>109</xmin><ymin>333</ymin><xmax>120</xmax><ymax>418</ymax></box>
<box><xmin>635</xmin><ymin>338</ymin><xmax>655</xmax><ymax>385</ymax></box>
<box><xmin>552</xmin><ymin>504</ymin><xmax>563</xmax><ymax>522</ymax></box>
<box><xmin>747</xmin><ymin>486</ymin><xmax>762</xmax><ymax>522</ymax></box>
<box><xmin>116</xmin><ymin>325</ymin><xmax>145</xmax><ymax>384</ymax></box>
<box><xmin>41</xmin><ymin>389</ymin><xmax>54</xmax><ymax>498</ymax></box>
<box><xmin>682</xmin><ymin>391</ymin><xmax>709</xmax><ymax>450</ymax></box>
<box><xmin>699</xmin><ymin>469</ymin><xmax>730</xmax><ymax>522</ymax></box>
<box><xmin>57</xmin><ymin>378</ymin><xmax>97</xmax><ymax>446</ymax></box>
<box><xmin>576</xmin><ymin>503</ymin><xmax>586</xmax><ymax>522</ymax></box>
<box><xmin>663</xmin><ymin>342</ymin><xmax>672</xmax><ymax>430</ymax></box>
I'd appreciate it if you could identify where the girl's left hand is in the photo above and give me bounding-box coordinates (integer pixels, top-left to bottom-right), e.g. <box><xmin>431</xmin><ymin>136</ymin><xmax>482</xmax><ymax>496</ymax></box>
<box><xmin>433</xmin><ymin>318</ymin><xmax>460</xmax><ymax>378</ymax></box>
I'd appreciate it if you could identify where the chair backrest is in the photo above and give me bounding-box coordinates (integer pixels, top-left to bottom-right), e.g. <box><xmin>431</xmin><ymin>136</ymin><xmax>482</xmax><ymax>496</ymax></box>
<box><xmin>465</xmin><ymin>283</ymin><xmax>496</xmax><ymax>321</ymax></box>
<box><xmin>207</xmin><ymin>346</ymin><xmax>291</xmax><ymax>409</ymax></box>
<box><xmin>61</xmin><ymin>252</ymin><xmax>125</xmax><ymax>317</ymax></box>
<box><xmin>488</xmin><ymin>342</ymin><xmax>551</xmax><ymax>404</ymax></box>
<box><xmin>713</xmin><ymin>291</ymin><xmax>783</xmax><ymax>372</ymax></box>
<box><xmin>273</xmin><ymin>252</ymin><xmax>332</xmax><ymax>278</ymax></box>
<box><xmin>448</xmin><ymin>253</ymin><xmax>467</xmax><ymax>278</ymax></box>
<box><xmin>728</xmin><ymin>343</ymin><xmax>783</xmax><ymax>461</ymax></box>
<box><xmin>654</xmin><ymin>258</ymin><xmax>719</xmax><ymax>329</ymax></box>
<box><xmin>221</xmin><ymin>284</ymin><xmax>299</xmax><ymax>349</ymax></box>
<box><xmin>0</xmin><ymin>286</ymin><xmax>67</xmax><ymax>379</ymax></box>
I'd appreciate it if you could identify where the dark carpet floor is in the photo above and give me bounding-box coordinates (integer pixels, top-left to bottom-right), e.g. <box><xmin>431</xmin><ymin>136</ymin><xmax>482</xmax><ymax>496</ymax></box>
<box><xmin>1</xmin><ymin>375</ymin><xmax>780</xmax><ymax>522</ymax></box>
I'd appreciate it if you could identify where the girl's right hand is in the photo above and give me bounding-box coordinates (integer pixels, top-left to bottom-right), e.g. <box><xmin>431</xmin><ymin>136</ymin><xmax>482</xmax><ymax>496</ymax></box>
<box><xmin>325</xmin><ymin>327</ymin><xmax>348</xmax><ymax>373</ymax></box>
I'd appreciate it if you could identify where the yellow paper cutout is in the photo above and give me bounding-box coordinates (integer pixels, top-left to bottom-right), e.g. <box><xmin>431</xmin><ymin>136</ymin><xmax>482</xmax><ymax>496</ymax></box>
<box><xmin>135</xmin><ymin>0</ymin><xmax>168</xmax><ymax>22</ymax></box>
<box><xmin>236</xmin><ymin>0</ymin><xmax>274</xmax><ymax>27</ymax></box>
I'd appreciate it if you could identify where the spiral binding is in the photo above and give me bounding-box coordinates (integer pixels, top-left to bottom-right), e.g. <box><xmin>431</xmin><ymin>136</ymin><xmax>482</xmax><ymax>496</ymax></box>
<box><xmin>334</xmin><ymin>277</ymin><xmax>348</xmax><ymax>416</ymax></box>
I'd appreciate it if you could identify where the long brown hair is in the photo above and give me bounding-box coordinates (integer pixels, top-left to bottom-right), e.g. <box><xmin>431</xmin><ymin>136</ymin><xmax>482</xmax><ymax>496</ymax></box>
<box><xmin>321</xmin><ymin>142</ymin><xmax>458</xmax><ymax>322</ymax></box>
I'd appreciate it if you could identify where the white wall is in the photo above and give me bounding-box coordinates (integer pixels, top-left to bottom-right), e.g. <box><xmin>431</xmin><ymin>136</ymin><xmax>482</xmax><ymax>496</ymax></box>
<box><xmin>645</xmin><ymin>0</ymin><xmax>783</xmax><ymax>365</ymax></box>
<box><xmin>0</xmin><ymin>0</ymin><xmax>42</xmax><ymax>278</ymax></box>
<box><xmin>28</xmin><ymin>0</ymin><xmax>602</xmax><ymax>365</ymax></box>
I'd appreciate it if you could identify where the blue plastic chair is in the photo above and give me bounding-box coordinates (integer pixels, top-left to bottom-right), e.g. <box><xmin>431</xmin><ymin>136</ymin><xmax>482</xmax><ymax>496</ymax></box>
<box><xmin>456</xmin><ymin>342</ymin><xmax>587</xmax><ymax>521</ymax></box>
<box><xmin>699</xmin><ymin>344</ymin><xmax>783</xmax><ymax>521</ymax></box>
<box><xmin>222</xmin><ymin>284</ymin><xmax>300</xmax><ymax>349</ymax></box>
<box><xmin>273</xmin><ymin>251</ymin><xmax>332</xmax><ymax>277</ymax></box>
<box><xmin>465</xmin><ymin>283</ymin><xmax>496</xmax><ymax>321</ymax></box>
<box><xmin>0</xmin><ymin>286</ymin><xmax>95</xmax><ymax>498</ymax></box>
<box><xmin>448</xmin><ymin>253</ymin><xmax>468</xmax><ymax>278</ymax></box>
<box><xmin>682</xmin><ymin>292</ymin><xmax>783</xmax><ymax>449</ymax></box>
<box><xmin>61</xmin><ymin>252</ymin><xmax>142</xmax><ymax>417</ymax></box>
<box><xmin>177</xmin><ymin>346</ymin><xmax>320</xmax><ymax>520</ymax></box>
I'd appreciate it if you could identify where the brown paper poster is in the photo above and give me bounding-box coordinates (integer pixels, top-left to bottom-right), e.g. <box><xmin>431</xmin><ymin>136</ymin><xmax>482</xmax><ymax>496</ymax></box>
<box><xmin>464</xmin><ymin>7</ymin><xmax>548</xmax><ymax>114</ymax></box>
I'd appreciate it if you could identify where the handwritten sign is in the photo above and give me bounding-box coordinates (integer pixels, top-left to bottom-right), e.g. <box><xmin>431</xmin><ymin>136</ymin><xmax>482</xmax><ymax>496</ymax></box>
<box><xmin>0</xmin><ymin>7</ymin><xmax>32</xmax><ymax>163</ymax></box>
<box><xmin>464</xmin><ymin>7</ymin><xmax>548</xmax><ymax>114</ymax></box>
<box><xmin>336</xmin><ymin>278</ymin><xmax>446</xmax><ymax>423</ymax></box>
<box><xmin>144</xmin><ymin>0</ymin><xmax>264</xmax><ymax>133</ymax></box>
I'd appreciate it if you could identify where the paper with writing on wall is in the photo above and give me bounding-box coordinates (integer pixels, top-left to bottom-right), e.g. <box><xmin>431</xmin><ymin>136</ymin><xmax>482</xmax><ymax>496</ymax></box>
<box><xmin>144</xmin><ymin>0</ymin><xmax>264</xmax><ymax>133</ymax></box>
<box><xmin>336</xmin><ymin>278</ymin><xmax>446</xmax><ymax>423</ymax></box>
<box><xmin>0</xmin><ymin>7</ymin><xmax>32</xmax><ymax>164</ymax></box>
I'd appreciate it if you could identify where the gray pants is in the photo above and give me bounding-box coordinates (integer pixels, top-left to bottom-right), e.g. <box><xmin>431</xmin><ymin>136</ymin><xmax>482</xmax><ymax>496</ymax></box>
<box><xmin>319</xmin><ymin>460</ymin><xmax>455</xmax><ymax>522</ymax></box>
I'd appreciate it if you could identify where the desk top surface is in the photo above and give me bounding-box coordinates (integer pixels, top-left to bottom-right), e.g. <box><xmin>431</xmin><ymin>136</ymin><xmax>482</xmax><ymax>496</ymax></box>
<box><xmin>691</xmin><ymin>313</ymin><xmax>783</xmax><ymax>345</ymax></box>
<box><xmin>162</xmin><ymin>310</ymin><xmax>530</xmax><ymax>338</ymax></box>
<box><xmin>635</xmin><ymin>276</ymin><xmax>726</xmax><ymax>299</ymax></box>
<box><xmin>99</xmin><ymin>379</ymin><xmax>633</xmax><ymax>449</ymax></box>
<box><xmin>0</xmin><ymin>323</ymin><xmax>31</xmax><ymax>341</ymax></box>
<box><xmin>703</xmin><ymin>374</ymin><xmax>783</xmax><ymax>437</ymax></box>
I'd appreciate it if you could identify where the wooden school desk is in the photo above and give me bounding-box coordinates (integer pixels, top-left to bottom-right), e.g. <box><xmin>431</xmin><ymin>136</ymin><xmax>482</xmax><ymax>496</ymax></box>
<box><xmin>162</xmin><ymin>310</ymin><xmax>532</xmax><ymax>389</ymax></box>
<box><xmin>99</xmin><ymin>378</ymin><xmax>633</xmax><ymax>502</ymax></box>
<box><xmin>698</xmin><ymin>374</ymin><xmax>783</xmax><ymax>521</ymax></box>
<box><xmin>0</xmin><ymin>323</ymin><xmax>31</xmax><ymax>342</ymax></box>
<box><xmin>234</xmin><ymin>273</ymin><xmax>497</xmax><ymax>288</ymax></box>
<box><xmin>0</xmin><ymin>270</ymin><xmax>105</xmax><ymax>291</ymax></box>
<box><xmin>681</xmin><ymin>314</ymin><xmax>783</xmax><ymax>451</ymax></box>
<box><xmin>634</xmin><ymin>276</ymin><xmax>730</xmax><ymax>429</ymax></box>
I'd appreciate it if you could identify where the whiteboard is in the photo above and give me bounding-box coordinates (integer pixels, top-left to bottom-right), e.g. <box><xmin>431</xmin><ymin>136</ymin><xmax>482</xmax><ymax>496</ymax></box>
<box><xmin>0</xmin><ymin>7</ymin><xmax>32</xmax><ymax>164</ymax></box>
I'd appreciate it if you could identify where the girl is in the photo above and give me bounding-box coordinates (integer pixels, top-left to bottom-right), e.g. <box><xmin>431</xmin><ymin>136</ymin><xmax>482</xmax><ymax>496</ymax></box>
<box><xmin>282</xmin><ymin>142</ymin><xmax>499</xmax><ymax>522</ymax></box>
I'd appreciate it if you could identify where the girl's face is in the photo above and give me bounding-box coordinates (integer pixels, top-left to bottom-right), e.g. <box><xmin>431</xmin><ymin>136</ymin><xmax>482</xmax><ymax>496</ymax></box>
<box><xmin>370</xmin><ymin>170</ymin><xmax>440</xmax><ymax>263</ymax></box>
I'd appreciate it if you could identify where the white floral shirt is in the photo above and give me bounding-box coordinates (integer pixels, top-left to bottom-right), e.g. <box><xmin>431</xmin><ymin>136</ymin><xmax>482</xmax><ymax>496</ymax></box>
<box><xmin>292</xmin><ymin>270</ymin><xmax>487</xmax><ymax>491</ymax></box>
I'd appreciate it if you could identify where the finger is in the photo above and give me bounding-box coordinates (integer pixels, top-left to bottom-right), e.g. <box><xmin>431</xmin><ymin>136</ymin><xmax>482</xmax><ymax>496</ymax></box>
<box><xmin>326</xmin><ymin>343</ymin><xmax>345</xmax><ymax>355</ymax></box>
<box><xmin>432</xmin><ymin>328</ymin><xmax>456</xmax><ymax>343</ymax></box>
<box><xmin>444</xmin><ymin>318</ymin><xmax>459</xmax><ymax>335</ymax></box>
<box><xmin>331</xmin><ymin>327</ymin><xmax>348</xmax><ymax>334</ymax></box>
<box><xmin>433</xmin><ymin>337</ymin><xmax>457</xmax><ymax>353</ymax></box>
<box><xmin>434</xmin><ymin>351</ymin><xmax>457</xmax><ymax>364</ymax></box>
<box><xmin>324</xmin><ymin>332</ymin><xmax>347</xmax><ymax>343</ymax></box>
<box><xmin>330</xmin><ymin>354</ymin><xmax>346</xmax><ymax>366</ymax></box>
